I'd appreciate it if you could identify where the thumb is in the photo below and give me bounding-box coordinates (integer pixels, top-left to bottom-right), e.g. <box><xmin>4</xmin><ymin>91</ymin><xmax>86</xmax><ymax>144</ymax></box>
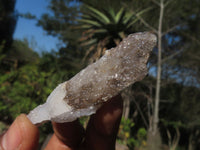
<box><xmin>0</xmin><ymin>114</ymin><xmax>39</xmax><ymax>150</ymax></box>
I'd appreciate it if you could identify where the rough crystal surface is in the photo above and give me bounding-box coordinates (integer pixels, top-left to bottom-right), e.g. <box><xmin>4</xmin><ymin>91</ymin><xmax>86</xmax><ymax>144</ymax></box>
<box><xmin>64</xmin><ymin>32</ymin><xmax>157</xmax><ymax>109</ymax></box>
<box><xmin>27</xmin><ymin>32</ymin><xmax>157</xmax><ymax>124</ymax></box>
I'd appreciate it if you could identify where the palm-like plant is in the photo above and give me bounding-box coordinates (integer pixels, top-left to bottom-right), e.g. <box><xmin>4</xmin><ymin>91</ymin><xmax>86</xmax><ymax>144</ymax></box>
<box><xmin>77</xmin><ymin>4</ymin><xmax>152</xmax><ymax>62</ymax></box>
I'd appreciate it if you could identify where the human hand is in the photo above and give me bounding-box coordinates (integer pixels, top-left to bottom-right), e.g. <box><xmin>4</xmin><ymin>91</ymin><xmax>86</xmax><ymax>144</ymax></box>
<box><xmin>0</xmin><ymin>95</ymin><xmax>123</xmax><ymax>150</ymax></box>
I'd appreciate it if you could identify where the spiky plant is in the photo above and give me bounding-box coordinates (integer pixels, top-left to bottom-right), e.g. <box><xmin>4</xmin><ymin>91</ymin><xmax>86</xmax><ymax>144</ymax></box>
<box><xmin>77</xmin><ymin>4</ymin><xmax>152</xmax><ymax>62</ymax></box>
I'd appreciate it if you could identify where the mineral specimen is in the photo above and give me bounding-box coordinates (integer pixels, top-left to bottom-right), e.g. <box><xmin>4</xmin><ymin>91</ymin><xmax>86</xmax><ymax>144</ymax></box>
<box><xmin>27</xmin><ymin>32</ymin><xmax>157</xmax><ymax>125</ymax></box>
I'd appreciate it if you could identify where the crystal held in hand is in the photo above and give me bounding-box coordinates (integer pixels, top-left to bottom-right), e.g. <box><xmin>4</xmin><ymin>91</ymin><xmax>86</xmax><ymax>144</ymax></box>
<box><xmin>27</xmin><ymin>32</ymin><xmax>157</xmax><ymax>125</ymax></box>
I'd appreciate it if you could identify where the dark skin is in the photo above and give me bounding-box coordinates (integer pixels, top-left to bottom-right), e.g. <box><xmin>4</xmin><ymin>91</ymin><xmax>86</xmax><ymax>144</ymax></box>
<box><xmin>0</xmin><ymin>95</ymin><xmax>123</xmax><ymax>150</ymax></box>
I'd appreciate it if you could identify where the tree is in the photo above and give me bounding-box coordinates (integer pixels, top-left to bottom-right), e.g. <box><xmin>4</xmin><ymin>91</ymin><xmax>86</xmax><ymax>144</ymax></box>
<box><xmin>0</xmin><ymin>0</ymin><xmax>17</xmax><ymax>51</ymax></box>
<box><xmin>77</xmin><ymin>4</ymin><xmax>135</xmax><ymax>62</ymax></box>
<box><xmin>160</xmin><ymin>83</ymin><xmax>200</xmax><ymax>150</ymax></box>
<box><xmin>0</xmin><ymin>0</ymin><xmax>17</xmax><ymax>72</ymax></box>
<box><xmin>124</xmin><ymin>0</ymin><xmax>200</xmax><ymax>149</ymax></box>
<box><xmin>29</xmin><ymin>0</ymin><xmax>200</xmax><ymax>148</ymax></box>
<box><xmin>77</xmin><ymin>2</ymin><xmax>153</xmax><ymax>63</ymax></box>
<box><xmin>37</xmin><ymin>0</ymin><xmax>84</xmax><ymax>71</ymax></box>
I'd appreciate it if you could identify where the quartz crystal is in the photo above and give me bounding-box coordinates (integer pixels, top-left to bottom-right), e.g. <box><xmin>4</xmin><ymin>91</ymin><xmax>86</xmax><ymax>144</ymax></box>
<box><xmin>27</xmin><ymin>32</ymin><xmax>157</xmax><ymax>125</ymax></box>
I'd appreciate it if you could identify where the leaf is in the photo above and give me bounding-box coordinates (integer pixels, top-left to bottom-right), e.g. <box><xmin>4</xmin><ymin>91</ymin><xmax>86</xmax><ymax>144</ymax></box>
<box><xmin>125</xmin><ymin>7</ymin><xmax>153</xmax><ymax>28</ymax></box>
<box><xmin>135</xmin><ymin>6</ymin><xmax>153</xmax><ymax>17</ymax></box>
<box><xmin>108</xmin><ymin>8</ymin><xmax>116</xmax><ymax>22</ymax></box>
<box><xmin>81</xmin><ymin>38</ymin><xmax>97</xmax><ymax>46</ymax></box>
<box><xmin>115</xmin><ymin>8</ymin><xmax>125</xmax><ymax>23</ymax></box>
<box><xmin>75</xmin><ymin>24</ymin><xmax>93</xmax><ymax>29</ymax></box>
<box><xmin>93</xmin><ymin>29</ymin><xmax>107</xmax><ymax>33</ymax></box>
<box><xmin>85</xmin><ymin>5</ymin><xmax>110</xmax><ymax>23</ymax></box>
<box><xmin>78</xmin><ymin>19</ymin><xmax>101</xmax><ymax>27</ymax></box>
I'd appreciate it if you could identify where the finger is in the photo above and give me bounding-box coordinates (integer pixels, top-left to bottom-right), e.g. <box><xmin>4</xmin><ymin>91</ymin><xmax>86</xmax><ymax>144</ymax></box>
<box><xmin>44</xmin><ymin>134</ymin><xmax>71</xmax><ymax>150</ymax></box>
<box><xmin>84</xmin><ymin>94</ymin><xmax>123</xmax><ymax>150</ymax></box>
<box><xmin>0</xmin><ymin>114</ymin><xmax>39</xmax><ymax>150</ymax></box>
<box><xmin>45</xmin><ymin>120</ymin><xmax>85</xmax><ymax>150</ymax></box>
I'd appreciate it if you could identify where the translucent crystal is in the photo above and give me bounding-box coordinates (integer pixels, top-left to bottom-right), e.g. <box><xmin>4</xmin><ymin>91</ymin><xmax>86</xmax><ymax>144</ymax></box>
<box><xmin>27</xmin><ymin>32</ymin><xmax>157</xmax><ymax>125</ymax></box>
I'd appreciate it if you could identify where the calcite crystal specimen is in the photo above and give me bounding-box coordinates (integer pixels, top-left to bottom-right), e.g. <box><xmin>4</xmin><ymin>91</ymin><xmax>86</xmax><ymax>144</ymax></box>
<box><xmin>27</xmin><ymin>32</ymin><xmax>157</xmax><ymax>125</ymax></box>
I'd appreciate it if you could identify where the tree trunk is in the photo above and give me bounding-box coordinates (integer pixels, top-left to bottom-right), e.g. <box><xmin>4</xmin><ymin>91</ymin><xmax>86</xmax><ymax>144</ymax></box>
<box><xmin>153</xmin><ymin>0</ymin><xmax>164</xmax><ymax>135</ymax></box>
<box><xmin>121</xmin><ymin>87</ymin><xmax>132</xmax><ymax>119</ymax></box>
<box><xmin>167</xmin><ymin>127</ymin><xmax>180</xmax><ymax>150</ymax></box>
<box><xmin>147</xmin><ymin>0</ymin><xmax>164</xmax><ymax>149</ymax></box>
<box><xmin>147</xmin><ymin>131</ymin><xmax>162</xmax><ymax>150</ymax></box>
<box><xmin>188</xmin><ymin>133</ymin><xmax>194</xmax><ymax>150</ymax></box>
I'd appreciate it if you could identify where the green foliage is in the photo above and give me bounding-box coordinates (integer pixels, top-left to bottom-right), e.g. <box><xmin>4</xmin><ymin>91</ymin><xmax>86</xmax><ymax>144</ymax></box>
<box><xmin>37</xmin><ymin>0</ymin><xmax>85</xmax><ymax>70</ymax></box>
<box><xmin>0</xmin><ymin>64</ymin><xmax>52</xmax><ymax>121</ymax></box>
<box><xmin>10</xmin><ymin>40</ymin><xmax>39</xmax><ymax>62</ymax></box>
<box><xmin>1</xmin><ymin>0</ymin><xmax>200</xmax><ymax>149</ymax></box>
<box><xmin>161</xmin><ymin>83</ymin><xmax>200</xmax><ymax>129</ymax></box>
<box><xmin>117</xmin><ymin>117</ymin><xmax>148</xmax><ymax>149</ymax></box>
<box><xmin>137</xmin><ymin>128</ymin><xmax>147</xmax><ymax>141</ymax></box>
<box><xmin>118</xmin><ymin>117</ymin><xmax>135</xmax><ymax>146</ymax></box>
<box><xmin>19</xmin><ymin>12</ymin><xmax>36</xmax><ymax>20</ymax></box>
<box><xmin>0</xmin><ymin>39</ymin><xmax>39</xmax><ymax>72</ymax></box>
<box><xmin>77</xmin><ymin>3</ymin><xmax>152</xmax><ymax>62</ymax></box>
<box><xmin>0</xmin><ymin>121</ymin><xmax>8</xmax><ymax>133</ymax></box>
<box><xmin>37</xmin><ymin>0</ymin><xmax>81</xmax><ymax>43</ymax></box>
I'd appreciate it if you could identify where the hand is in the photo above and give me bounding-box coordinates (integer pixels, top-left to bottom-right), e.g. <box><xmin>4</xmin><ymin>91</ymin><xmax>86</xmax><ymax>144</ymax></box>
<box><xmin>0</xmin><ymin>95</ymin><xmax>123</xmax><ymax>150</ymax></box>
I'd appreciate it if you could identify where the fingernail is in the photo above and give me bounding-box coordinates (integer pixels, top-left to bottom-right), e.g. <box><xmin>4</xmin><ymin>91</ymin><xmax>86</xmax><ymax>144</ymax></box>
<box><xmin>2</xmin><ymin>117</ymin><xmax>22</xmax><ymax>150</ymax></box>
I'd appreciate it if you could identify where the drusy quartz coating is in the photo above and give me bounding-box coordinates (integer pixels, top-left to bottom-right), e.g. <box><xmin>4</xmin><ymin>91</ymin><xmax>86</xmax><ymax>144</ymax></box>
<box><xmin>27</xmin><ymin>32</ymin><xmax>157</xmax><ymax>125</ymax></box>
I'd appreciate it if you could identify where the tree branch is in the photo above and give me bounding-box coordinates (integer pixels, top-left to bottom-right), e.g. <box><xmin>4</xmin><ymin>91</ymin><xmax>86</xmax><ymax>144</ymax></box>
<box><xmin>162</xmin><ymin>49</ymin><xmax>184</xmax><ymax>64</ymax></box>
<box><xmin>164</xmin><ymin>0</ymin><xmax>174</xmax><ymax>8</ymax></box>
<box><xmin>189</xmin><ymin>54</ymin><xmax>200</xmax><ymax>61</ymax></box>
<box><xmin>162</xmin><ymin>23</ymin><xmax>186</xmax><ymax>36</ymax></box>
<box><xmin>132</xmin><ymin>97</ymin><xmax>149</xmax><ymax>129</ymax></box>
<box><xmin>151</xmin><ymin>0</ymin><xmax>160</xmax><ymax>6</ymax></box>
<box><xmin>136</xmin><ymin>13</ymin><xmax>157</xmax><ymax>33</ymax></box>
<box><xmin>153</xmin><ymin>0</ymin><xmax>164</xmax><ymax>134</ymax></box>
<box><xmin>181</xmin><ymin>32</ymin><xmax>200</xmax><ymax>46</ymax></box>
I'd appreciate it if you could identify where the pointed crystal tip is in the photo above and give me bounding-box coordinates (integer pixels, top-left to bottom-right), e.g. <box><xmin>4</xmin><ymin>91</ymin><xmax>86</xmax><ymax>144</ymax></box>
<box><xmin>27</xmin><ymin>104</ymin><xmax>50</xmax><ymax>125</ymax></box>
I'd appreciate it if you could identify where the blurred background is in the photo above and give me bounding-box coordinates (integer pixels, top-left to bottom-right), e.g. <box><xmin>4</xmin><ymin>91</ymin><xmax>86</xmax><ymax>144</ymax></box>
<box><xmin>0</xmin><ymin>0</ymin><xmax>200</xmax><ymax>149</ymax></box>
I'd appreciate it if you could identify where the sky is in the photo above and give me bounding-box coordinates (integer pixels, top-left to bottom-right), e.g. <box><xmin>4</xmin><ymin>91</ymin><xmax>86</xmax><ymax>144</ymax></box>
<box><xmin>13</xmin><ymin>0</ymin><xmax>59</xmax><ymax>53</ymax></box>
